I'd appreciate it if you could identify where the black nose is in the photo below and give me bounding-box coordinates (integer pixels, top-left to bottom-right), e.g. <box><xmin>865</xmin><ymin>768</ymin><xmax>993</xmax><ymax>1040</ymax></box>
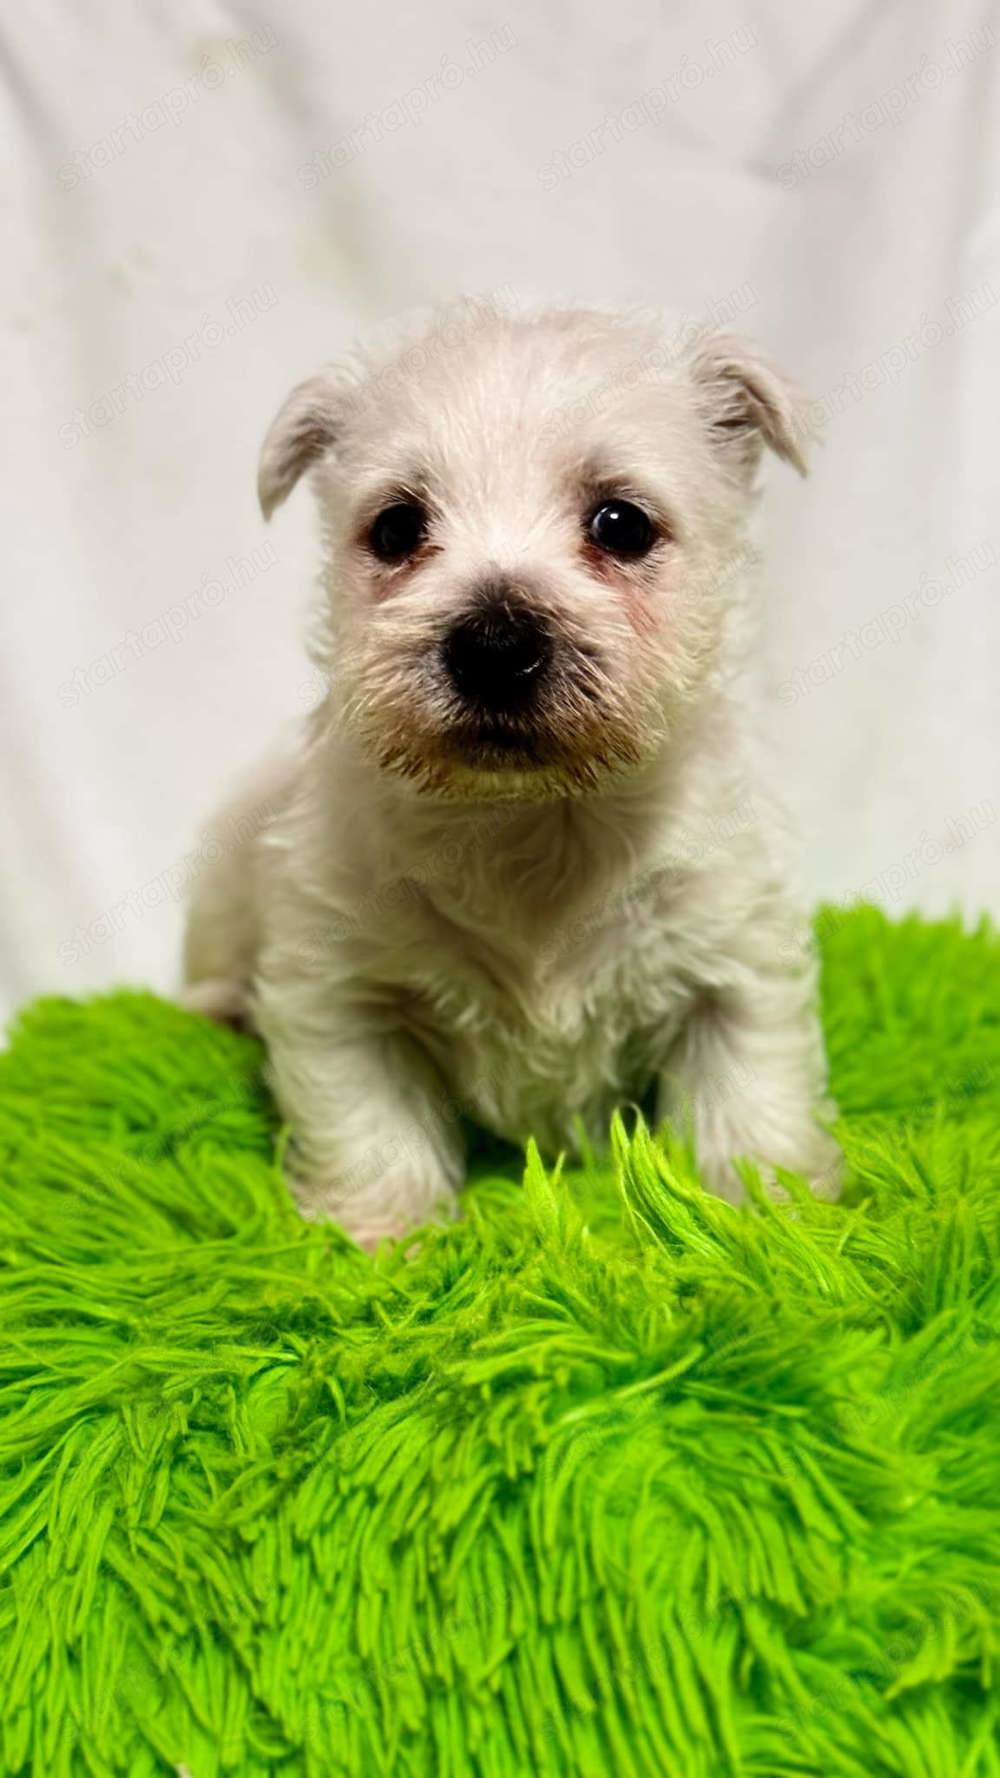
<box><xmin>442</xmin><ymin>600</ymin><xmax>551</xmax><ymax>712</ymax></box>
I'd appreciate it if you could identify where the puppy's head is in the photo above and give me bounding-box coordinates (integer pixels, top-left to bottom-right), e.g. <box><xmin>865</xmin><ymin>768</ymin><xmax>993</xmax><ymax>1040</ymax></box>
<box><xmin>259</xmin><ymin>302</ymin><xmax>810</xmax><ymax>800</ymax></box>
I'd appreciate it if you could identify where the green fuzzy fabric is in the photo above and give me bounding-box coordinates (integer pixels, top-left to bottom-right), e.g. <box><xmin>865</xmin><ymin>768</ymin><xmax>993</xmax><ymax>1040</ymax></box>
<box><xmin>1</xmin><ymin>905</ymin><xmax>1000</xmax><ymax>1778</ymax></box>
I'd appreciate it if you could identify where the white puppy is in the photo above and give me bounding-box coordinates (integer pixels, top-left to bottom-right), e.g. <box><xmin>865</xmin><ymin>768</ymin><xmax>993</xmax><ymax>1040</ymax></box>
<box><xmin>183</xmin><ymin>300</ymin><xmax>839</xmax><ymax>1244</ymax></box>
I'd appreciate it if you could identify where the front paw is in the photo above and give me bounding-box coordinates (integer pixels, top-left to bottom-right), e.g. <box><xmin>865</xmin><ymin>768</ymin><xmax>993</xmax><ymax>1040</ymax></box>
<box><xmin>297</xmin><ymin>1193</ymin><xmax>458</xmax><ymax>1252</ymax></box>
<box><xmin>288</xmin><ymin>1132</ymin><xmax>462</xmax><ymax>1246</ymax></box>
<box><xmin>697</xmin><ymin>1119</ymin><xmax>842</xmax><ymax>1204</ymax></box>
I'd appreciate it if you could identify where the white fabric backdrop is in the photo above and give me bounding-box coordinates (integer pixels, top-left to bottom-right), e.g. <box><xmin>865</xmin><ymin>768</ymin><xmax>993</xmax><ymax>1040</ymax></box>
<box><xmin>2</xmin><ymin>0</ymin><xmax>999</xmax><ymax>1020</ymax></box>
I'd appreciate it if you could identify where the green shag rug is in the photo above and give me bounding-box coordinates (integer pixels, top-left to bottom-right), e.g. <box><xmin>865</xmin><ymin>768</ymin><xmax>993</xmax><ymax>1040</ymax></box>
<box><xmin>1</xmin><ymin>905</ymin><xmax>1000</xmax><ymax>1778</ymax></box>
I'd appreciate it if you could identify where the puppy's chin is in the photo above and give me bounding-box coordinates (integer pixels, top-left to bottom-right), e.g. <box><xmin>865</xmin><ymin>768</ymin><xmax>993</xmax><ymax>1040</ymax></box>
<box><xmin>424</xmin><ymin>763</ymin><xmax>583</xmax><ymax>804</ymax></box>
<box><xmin>366</xmin><ymin>715</ymin><xmax>646</xmax><ymax>803</ymax></box>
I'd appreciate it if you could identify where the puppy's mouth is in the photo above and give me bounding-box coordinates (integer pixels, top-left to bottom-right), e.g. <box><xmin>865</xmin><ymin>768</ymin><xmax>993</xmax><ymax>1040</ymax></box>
<box><xmin>443</xmin><ymin>715</ymin><xmax>549</xmax><ymax>769</ymax></box>
<box><xmin>443</xmin><ymin>732</ymin><xmax>544</xmax><ymax>782</ymax></box>
<box><xmin>366</xmin><ymin>683</ymin><xmax>643</xmax><ymax>800</ymax></box>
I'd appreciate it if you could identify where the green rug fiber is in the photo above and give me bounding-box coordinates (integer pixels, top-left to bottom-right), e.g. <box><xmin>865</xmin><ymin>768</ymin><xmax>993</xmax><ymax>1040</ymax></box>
<box><xmin>1</xmin><ymin>904</ymin><xmax>1000</xmax><ymax>1778</ymax></box>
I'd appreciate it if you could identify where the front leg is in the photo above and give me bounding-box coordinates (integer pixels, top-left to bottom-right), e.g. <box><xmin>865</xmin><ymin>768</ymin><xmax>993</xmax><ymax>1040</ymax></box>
<box><xmin>258</xmin><ymin>974</ymin><xmax>464</xmax><ymax>1246</ymax></box>
<box><xmin>658</xmin><ymin>940</ymin><xmax>840</xmax><ymax>1204</ymax></box>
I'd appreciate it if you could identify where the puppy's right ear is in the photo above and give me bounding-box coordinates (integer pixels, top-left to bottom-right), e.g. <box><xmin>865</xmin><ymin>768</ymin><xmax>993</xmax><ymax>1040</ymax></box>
<box><xmin>687</xmin><ymin>333</ymin><xmax>813</xmax><ymax>479</ymax></box>
<box><xmin>257</xmin><ymin>368</ymin><xmax>347</xmax><ymax>520</ymax></box>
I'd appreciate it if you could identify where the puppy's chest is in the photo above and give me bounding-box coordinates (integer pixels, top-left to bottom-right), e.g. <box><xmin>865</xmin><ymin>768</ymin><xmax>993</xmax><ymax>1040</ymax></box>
<box><xmin>392</xmin><ymin>878</ymin><xmax>691</xmax><ymax>1144</ymax></box>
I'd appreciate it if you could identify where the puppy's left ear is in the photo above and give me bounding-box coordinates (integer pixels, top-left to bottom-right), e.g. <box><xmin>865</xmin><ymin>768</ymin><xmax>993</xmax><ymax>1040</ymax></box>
<box><xmin>257</xmin><ymin>368</ymin><xmax>348</xmax><ymax>520</ymax></box>
<box><xmin>688</xmin><ymin>333</ymin><xmax>812</xmax><ymax>477</ymax></box>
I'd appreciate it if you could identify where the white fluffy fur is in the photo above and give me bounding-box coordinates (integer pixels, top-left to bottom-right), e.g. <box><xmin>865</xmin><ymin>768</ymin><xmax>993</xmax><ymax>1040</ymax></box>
<box><xmin>183</xmin><ymin>300</ymin><xmax>839</xmax><ymax>1244</ymax></box>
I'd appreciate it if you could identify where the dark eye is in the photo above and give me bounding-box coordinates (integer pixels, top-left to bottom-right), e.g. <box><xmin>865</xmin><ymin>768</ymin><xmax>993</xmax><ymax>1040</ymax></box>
<box><xmin>587</xmin><ymin>499</ymin><xmax>656</xmax><ymax>559</ymax></box>
<box><xmin>368</xmin><ymin>501</ymin><xmax>427</xmax><ymax>562</ymax></box>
